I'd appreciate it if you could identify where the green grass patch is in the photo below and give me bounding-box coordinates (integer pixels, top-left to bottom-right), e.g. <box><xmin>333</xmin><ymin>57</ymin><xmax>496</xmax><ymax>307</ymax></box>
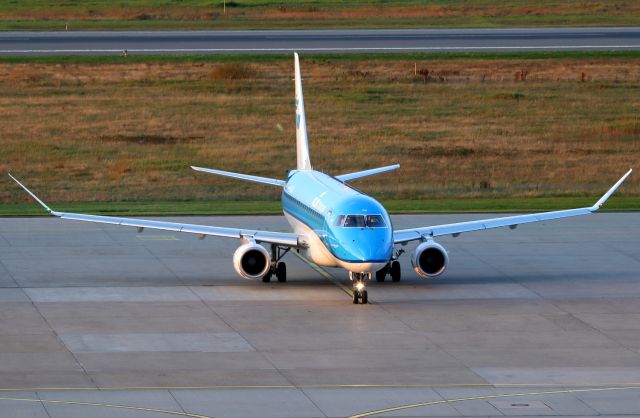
<box><xmin>2</xmin><ymin>50</ymin><xmax>640</xmax><ymax>65</ymax></box>
<box><xmin>0</xmin><ymin>0</ymin><xmax>639</xmax><ymax>31</ymax></box>
<box><xmin>1</xmin><ymin>197</ymin><xmax>637</xmax><ymax>217</ymax></box>
<box><xmin>1</xmin><ymin>55</ymin><xmax>637</xmax><ymax>207</ymax></box>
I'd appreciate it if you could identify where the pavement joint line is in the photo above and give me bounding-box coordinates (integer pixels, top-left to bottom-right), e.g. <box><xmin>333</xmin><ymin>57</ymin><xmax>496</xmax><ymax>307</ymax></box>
<box><xmin>168</xmin><ymin>389</ymin><xmax>191</xmax><ymax>417</ymax></box>
<box><xmin>292</xmin><ymin>251</ymin><xmax>353</xmax><ymax>297</ymax></box>
<box><xmin>1</xmin><ymin>386</ymin><xmax>638</xmax><ymax>418</ymax></box>
<box><xmin>35</xmin><ymin>392</ymin><xmax>54</xmax><ymax>418</ymax></box>
<box><xmin>2</xmin><ymin>45</ymin><xmax>640</xmax><ymax>54</ymax></box>
<box><xmin>431</xmin><ymin>385</ymin><xmax>503</xmax><ymax>417</ymax></box>
<box><xmin>0</xmin><ymin>232</ymin><xmax>11</xmax><ymax>246</ymax></box>
<box><xmin>299</xmin><ymin>386</ymin><xmax>330</xmax><ymax>418</ymax></box>
<box><xmin>184</xmin><ymin>282</ymin><xmax>300</xmax><ymax>390</ymax></box>
<box><xmin>348</xmin><ymin>385</ymin><xmax>640</xmax><ymax>418</ymax></box>
<box><xmin>0</xmin><ymin>257</ymin><xmax>20</xmax><ymax>288</ymax></box>
<box><xmin>543</xmin><ymin>291</ymin><xmax>640</xmax><ymax>355</ymax></box>
<box><xmin>461</xmin><ymin>245</ymin><xmax>546</xmax><ymax>302</ymax></box>
<box><xmin>366</xmin><ymin>278</ymin><xmax>490</xmax><ymax>384</ymax></box>
<box><xmin>140</xmin><ymin>237</ymin><xmax>188</xmax><ymax>286</ymax></box>
<box><xmin>27</xmin><ymin>293</ymin><xmax>99</xmax><ymax>390</ymax></box>
<box><xmin>5</xmin><ymin>383</ymin><xmax>640</xmax><ymax>391</ymax></box>
<box><xmin>0</xmin><ymin>396</ymin><xmax>212</xmax><ymax>418</ymax></box>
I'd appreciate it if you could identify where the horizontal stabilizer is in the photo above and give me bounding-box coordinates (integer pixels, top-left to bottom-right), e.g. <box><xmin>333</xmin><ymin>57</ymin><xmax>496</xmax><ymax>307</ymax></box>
<box><xmin>336</xmin><ymin>164</ymin><xmax>400</xmax><ymax>182</ymax></box>
<box><xmin>191</xmin><ymin>166</ymin><xmax>285</xmax><ymax>187</ymax></box>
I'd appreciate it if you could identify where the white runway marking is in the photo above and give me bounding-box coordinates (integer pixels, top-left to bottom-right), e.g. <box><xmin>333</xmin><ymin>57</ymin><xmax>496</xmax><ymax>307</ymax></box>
<box><xmin>1</xmin><ymin>45</ymin><xmax>640</xmax><ymax>54</ymax></box>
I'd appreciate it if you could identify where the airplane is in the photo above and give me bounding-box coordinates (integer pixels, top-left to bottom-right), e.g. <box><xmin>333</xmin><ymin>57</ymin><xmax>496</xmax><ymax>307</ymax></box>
<box><xmin>9</xmin><ymin>53</ymin><xmax>633</xmax><ymax>304</ymax></box>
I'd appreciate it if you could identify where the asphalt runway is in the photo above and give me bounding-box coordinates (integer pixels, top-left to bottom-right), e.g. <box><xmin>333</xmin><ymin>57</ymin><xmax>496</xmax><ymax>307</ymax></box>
<box><xmin>1</xmin><ymin>27</ymin><xmax>640</xmax><ymax>55</ymax></box>
<box><xmin>0</xmin><ymin>212</ymin><xmax>639</xmax><ymax>417</ymax></box>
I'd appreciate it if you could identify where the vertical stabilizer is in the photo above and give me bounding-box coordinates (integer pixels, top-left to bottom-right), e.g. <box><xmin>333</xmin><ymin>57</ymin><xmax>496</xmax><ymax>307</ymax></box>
<box><xmin>294</xmin><ymin>53</ymin><xmax>312</xmax><ymax>170</ymax></box>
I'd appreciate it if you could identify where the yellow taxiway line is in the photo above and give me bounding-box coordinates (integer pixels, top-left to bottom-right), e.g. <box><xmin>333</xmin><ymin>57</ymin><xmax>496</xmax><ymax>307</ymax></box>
<box><xmin>348</xmin><ymin>385</ymin><xmax>640</xmax><ymax>418</ymax></box>
<box><xmin>2</xmin><ymin>384</ymin><xmax>640</xmax><ymax>418</ymax></box>
<box><xmin>4</xmin><ymin>382</ymin><xmax>640</xmax><ymax>392</ymax></box>
<box><xmin>0</xmin><ymin>396</ymin><xmax>211</xmax><ymax>418</ymax></box>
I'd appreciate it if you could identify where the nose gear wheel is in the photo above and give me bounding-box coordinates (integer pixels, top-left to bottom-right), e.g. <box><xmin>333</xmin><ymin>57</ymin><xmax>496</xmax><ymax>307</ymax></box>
<box><xmin>350</xmin><ymin>272</ymin><xmax>370</xmax><ymax>304</ymax></box>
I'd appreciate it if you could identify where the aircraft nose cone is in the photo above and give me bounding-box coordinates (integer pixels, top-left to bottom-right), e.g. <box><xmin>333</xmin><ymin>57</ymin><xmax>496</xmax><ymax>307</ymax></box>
<box><xmin>353</xmin><ymin>238</ymin><xmax>392</xmax><ymax>262</ymax></box>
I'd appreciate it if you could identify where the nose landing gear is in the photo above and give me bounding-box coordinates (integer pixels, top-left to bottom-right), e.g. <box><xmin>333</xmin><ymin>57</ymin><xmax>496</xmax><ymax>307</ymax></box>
<box><xmin>350</xmin><ymin>272</ymin><xmax>370</xmax><ymax>304</ymax></box>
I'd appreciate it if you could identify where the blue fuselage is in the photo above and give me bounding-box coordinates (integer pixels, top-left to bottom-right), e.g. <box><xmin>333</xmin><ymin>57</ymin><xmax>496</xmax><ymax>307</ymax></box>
<box><xmin>282</xmin><ymin>170</ymin><xmax>393</xmax><ymax>265</ymax></box>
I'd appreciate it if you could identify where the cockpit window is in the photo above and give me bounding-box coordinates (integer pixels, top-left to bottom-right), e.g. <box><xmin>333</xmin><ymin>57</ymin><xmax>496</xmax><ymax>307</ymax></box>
<box><xmin>365</xmin><ymin>215</ymin><xmax>386</xmax><ymax>228</ymax></box>
<box><xmin>336</xmin><ymin>214</ymin><xmax>387</xmax><ymax>228</ymax></box>
<box><xmin>344</xmin><ymin>215</ymin><xmax>366</xmax><ymax>228</ymax></box>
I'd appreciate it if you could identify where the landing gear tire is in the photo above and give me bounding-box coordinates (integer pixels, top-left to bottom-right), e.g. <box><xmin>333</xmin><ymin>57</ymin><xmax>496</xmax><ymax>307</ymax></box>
<box><xmin>375</xmin><ymin>268</ymin><xmax>387</xmax><ymax>282</ymax></box>
<box><xmin>353</xmin><ymin>290</ymin><xmax>368</xmax><ymax>304</ymax></box>
<box><xmin>390</xmin><ymin>261</ymin><xmax>401</xmax><ymax>282</ymax></box>
<box><xmin>351</xmin><ymin>272</ymin><xmax>370</xmax><ymax>304</ymax></box>
<box><xmin>262</xmin><ymin>271</ymin><xmax>272</xmax><ymax>283</ymax></box>
<box><xmin>276</xmin><ymin>262</ymin><xmax>287</xmax><ymax>283</ymax></box>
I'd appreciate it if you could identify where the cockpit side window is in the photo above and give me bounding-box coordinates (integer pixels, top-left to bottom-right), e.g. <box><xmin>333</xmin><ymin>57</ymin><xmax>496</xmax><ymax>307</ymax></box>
<box><xmin>334</xmin><ymin>215</ymin><xmax>346</xmax><ymax>227</ymax></box>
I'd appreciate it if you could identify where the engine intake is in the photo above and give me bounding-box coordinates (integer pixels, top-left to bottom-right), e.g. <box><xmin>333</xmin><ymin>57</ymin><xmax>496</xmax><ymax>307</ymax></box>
<box><xmin>411</xmin><ymin>241</ymin><xmax>448</xmax><ymax>278</ymax></box>
<box><xmin>233</xmin><ymin>242</ymin><xmax>271</xmax><ymax>280</ymax></box>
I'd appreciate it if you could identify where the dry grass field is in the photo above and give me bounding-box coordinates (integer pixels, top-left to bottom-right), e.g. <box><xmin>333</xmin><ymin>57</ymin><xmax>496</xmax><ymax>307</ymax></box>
<box><xmin>0</xmin><ymin>55</ymin><xmax>639</xmax><ymax>208</ymax></box>
<box><xmin>0</xmin><ymin>0</ymin><xmax>639</xmax><ymax>30</ymax></box>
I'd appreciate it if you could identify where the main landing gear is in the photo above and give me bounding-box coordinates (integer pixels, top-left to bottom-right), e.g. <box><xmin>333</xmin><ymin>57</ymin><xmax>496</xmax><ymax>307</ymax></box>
<box><xmin>351</xmin><ymin>272</ymin><xmax>370</xmax><ymax>304</ymax></box>
<box><xmin>375</xmin><ymin>260</ymin><xmax>402</xmax><ymax>283</ymax></box>
<box><xmin>263</xmin><ymin>244</ymin><xmax>289</xmax><ymax>283</ymax></box>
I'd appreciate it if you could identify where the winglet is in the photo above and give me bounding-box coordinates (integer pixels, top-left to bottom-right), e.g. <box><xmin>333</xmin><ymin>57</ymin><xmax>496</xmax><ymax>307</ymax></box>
<box><xmin>7</xmin><ymin>173</ymin><xmax>60</xmax><ymax>215</ymax></box>
<box><xmin>591</xmin><ymin>168</ymin><xmax>633</xmax><ymax>211</ymax></box>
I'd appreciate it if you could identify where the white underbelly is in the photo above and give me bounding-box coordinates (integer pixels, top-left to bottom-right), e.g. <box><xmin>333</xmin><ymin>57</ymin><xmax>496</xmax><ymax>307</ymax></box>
<box><xmin>284</xmin><ymin>212</ymin><xmax>338</xmax><ymax>267</ymax></box>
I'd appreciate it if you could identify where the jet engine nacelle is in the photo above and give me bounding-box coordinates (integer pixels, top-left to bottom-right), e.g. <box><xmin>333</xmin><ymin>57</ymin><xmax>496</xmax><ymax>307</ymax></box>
<box><xmin>411</xmin><ymin>241</ymin><xmax>449</xmax><ymax>278</ymax></box>
<box><xmin>232</xmin><ymin>242</ymin><xmax>271</xmax><ymax>280</ymax></box>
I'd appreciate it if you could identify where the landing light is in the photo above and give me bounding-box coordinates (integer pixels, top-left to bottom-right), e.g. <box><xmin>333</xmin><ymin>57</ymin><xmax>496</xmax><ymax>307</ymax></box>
<box><xmin>355</xmin><ymin>282</ymin><xmax>365</xmax><ymax>291</ymax></box>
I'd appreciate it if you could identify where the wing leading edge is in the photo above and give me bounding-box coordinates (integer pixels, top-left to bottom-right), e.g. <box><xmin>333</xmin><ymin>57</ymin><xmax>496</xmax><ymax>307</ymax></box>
<box><xmin>8</xmin><ymin>174</ymin><xmax>299</xmax><ymax>248</ymax></box>
<box><xmin>394</xmin><ymin>169</ymin><xmax>632</xmax><ymax>244</ymax></box>
<box><xmin>191</xmin><ymin>166</ymin><xmax>285</xmax><ymax>187</ymax></box>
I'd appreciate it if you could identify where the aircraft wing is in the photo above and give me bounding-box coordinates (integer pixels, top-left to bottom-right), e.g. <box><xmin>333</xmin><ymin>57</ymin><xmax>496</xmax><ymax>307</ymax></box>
<box><xmin>9</xmin><ymin>174</ymin><xmax>300</xmax><ymax>248</ymax></box>
<box><xmin>394</xmin><ymin>169</ymin><xmax>632</xmax><ymax>244</ymax></box>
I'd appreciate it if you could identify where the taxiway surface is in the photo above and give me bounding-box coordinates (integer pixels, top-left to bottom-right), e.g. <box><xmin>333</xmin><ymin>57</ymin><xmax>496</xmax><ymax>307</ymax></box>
<box><xmin>0</xmin><ymin>213</ymin><xmax>639</xmax><ymax>417</ymax></box>
<box><xmin>1</xmin><ymin>27</ymin><xmax>640</xmax><ymax>55</ymax></box>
